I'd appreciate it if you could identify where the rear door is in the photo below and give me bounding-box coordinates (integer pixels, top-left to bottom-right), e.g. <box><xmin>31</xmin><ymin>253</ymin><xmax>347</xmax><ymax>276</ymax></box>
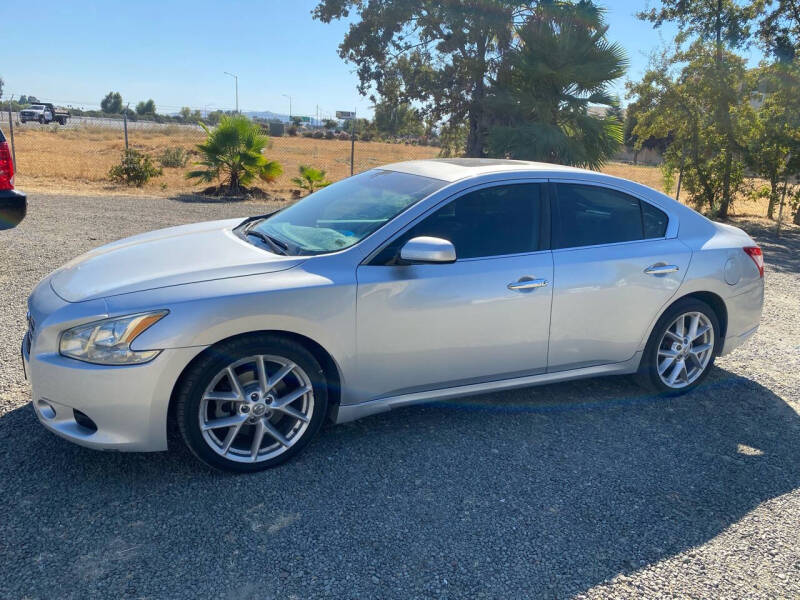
<box><xmin>547</xmin><ymin>181</ymin><xmax>691</xmax><ymax>371</ymax></box>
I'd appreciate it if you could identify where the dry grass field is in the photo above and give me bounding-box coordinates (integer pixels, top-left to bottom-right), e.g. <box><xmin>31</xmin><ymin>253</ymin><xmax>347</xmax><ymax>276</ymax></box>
<box><xmin>9</xmin><ymin>125</ymin><xmax>439</xmax><ymax>198</ymax></box>
<box><xmin>7</xmin><ymin>124</ymin><xmax>777</xmax><ymax>217</ymax></box>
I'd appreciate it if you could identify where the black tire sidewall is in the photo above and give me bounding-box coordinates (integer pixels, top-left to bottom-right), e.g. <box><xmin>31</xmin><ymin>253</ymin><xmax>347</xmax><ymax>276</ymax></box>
<box><xmin>177</xmin><ymin>335</ymin><xmax>328</xmax><ymax>472</ymax></box>
<box><xmin>641</xmin><ymin>298</ymin><xmax>721</xmax><ymax>394</ymax></box>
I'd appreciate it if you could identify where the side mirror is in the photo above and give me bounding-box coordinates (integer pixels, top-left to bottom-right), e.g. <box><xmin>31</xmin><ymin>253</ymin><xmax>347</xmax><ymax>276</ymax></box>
<box><xmin>399</xmin><ymin>236</ymin><xmax>456</xmax><ymax>264</ymax></box>
<box><xmin>0</xmin><ymin>190</ymin><xmax>27</xmax><ymax>230</ymax></box>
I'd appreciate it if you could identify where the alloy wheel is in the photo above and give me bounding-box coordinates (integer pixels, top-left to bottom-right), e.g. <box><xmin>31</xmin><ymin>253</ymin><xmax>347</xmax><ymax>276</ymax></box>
<box><xmin>656</xmin><ymin>311</ymin><xmax>715</xmax><ymax>389</ymax></box>
<box><xmin>199</xmin><ymin>354</ymin><xmax>314</xmax><ymax>463</ymax></box>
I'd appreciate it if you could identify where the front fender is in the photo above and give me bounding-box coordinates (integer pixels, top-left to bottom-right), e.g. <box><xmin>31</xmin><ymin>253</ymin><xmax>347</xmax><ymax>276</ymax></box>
<box><xmin>106</xmin><ymin>266</ymin><xmax>358</xmax><ymax>392</ymax></box>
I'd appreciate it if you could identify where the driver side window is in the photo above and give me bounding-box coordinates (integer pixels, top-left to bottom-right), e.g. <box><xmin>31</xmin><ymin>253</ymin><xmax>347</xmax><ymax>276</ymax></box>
<box><xmin>371</xmin><ymin>183</ymin><xmax>543</xmax><ymax>265</ymax></box>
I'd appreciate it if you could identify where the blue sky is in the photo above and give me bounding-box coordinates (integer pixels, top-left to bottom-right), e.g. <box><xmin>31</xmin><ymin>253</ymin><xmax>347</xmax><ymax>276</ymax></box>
<box><xmin>3</xmin><ymin>0</ymin><xmax>764</xmax><ymax>117</ymax></box>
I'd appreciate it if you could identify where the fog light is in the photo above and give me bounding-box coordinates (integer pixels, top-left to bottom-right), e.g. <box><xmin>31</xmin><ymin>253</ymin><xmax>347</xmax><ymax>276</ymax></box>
<box><xmin>37</xmin><ymin>399</ymin><xmax>55</xmax><ymax>419</ymax></box>
<box><xmin>73</xmin><ymin>409</ymin><xmax>98</xmax><ymax>433</ymax></box>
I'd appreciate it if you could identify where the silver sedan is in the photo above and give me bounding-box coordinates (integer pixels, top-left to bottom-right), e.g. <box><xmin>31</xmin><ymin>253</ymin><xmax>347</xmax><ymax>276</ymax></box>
<box><xmin>23</xmin><ymin>159</ymin><xmax>765</xmax><ymax>472</ymax></box>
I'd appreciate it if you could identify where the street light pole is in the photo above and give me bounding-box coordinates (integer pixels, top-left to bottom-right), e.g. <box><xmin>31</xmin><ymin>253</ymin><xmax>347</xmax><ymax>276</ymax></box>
<box><xmin>282</xmin><ymin>94</ymin><xmax>292</xmax><ymax>121</ymax></box>
<box><xmin>224</xmin><ymin>72</ymin><xmax>239</xmax><ymax>113</ymax></box>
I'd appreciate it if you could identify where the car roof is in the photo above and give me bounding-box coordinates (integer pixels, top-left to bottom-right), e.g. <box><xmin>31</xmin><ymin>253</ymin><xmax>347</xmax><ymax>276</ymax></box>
<box><xmin>380</xmin><ymin>158</ymin><xmax>589</xmax><ymax>182</ymax></box>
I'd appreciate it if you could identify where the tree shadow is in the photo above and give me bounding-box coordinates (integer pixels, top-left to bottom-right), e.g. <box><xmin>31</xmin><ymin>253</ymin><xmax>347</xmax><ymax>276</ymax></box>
<box><xmin>169</xmin><ymin>192</ymin><xmax>250</xmax><ymax>204</ymax></box>
<box><xmin>727</xmin><ymin>217</ymin><xmax>800</xmax><ymax>275</ymax></box>
<box><xmin>1</xmin><ymin>367</ymin><xmax>798</xmax><ymax>598</ymax></box>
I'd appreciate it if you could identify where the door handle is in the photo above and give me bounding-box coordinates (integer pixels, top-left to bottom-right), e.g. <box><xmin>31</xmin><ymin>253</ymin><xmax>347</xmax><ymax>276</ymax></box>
<box><xmin>508</xmin><ymin>278</ymin><xmax>549</xmax><ymax>291</ymax></box>
<box><xmin>644</xmin><ymin>264</ymin><xmax>680</xmax><ymax>275</ymax></box>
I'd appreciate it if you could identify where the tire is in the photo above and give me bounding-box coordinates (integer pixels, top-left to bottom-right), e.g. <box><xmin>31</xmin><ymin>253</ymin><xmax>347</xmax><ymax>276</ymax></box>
<box><xmin>635</xmin><ymin>298</ymin><xmax>721</xmax><ymax>394</ymax></box>
<box><xmin>38</xmin><ymin>116</ymin><xmax>44</xmax><ymax>124</ymax></box>
<box><xmin>176</xmin><ymin>334</ymin><xmax>328</xmax><ymax>472</ymax></box>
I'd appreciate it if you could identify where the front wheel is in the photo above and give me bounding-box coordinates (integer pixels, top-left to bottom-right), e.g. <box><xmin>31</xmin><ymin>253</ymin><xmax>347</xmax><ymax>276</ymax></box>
<box><xmin>636</xmin><ymin>298</ymin><xmax>720</xmax><ymax>394</ymax></box>
<box><xmin>176</xmin><ymin>335</ymin><xmax>328</xmax><ymax>472</ymax></box>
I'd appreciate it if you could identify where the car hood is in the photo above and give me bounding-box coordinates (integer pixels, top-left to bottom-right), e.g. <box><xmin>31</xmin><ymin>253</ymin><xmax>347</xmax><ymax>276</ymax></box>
<box><xmin>51</xmin><ymin>218</ymin><xmax>305</xmax><ymax>302</ymax></box>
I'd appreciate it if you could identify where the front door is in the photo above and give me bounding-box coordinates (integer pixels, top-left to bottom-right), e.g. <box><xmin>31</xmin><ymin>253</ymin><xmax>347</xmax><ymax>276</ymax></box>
<box><xmin>354</xmin><ymin>182</ymin><xmax>553</xmax><ymax>401</ymax></box>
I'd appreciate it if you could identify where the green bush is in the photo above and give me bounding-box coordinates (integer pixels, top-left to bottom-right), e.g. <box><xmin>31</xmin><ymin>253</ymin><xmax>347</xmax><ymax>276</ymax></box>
<box><xmin>287</xmin><ymin>125</ymin><xmax>298</xmax><ymax>136</ymax></box>
<box><xmin>108</xmin><ymin>149</ymin><xmax>162</xmax><ymax>187</ymax></box>
<box><xmin>187</xmin><ymin>115</ymin><xmax>282</xmax><ymax>193</ymax></box>
<box><xmin>158</xmin><ymin>146</ymin><xmax>190</xmax><ymax>168</ymax></box>
<box><xmin>312</xmin><ymin>130</ymin><xmax>324</xmax><ymax>139</ymax></box>
<box><xmin>302</xmin><ymin>130</ymin><xmax>314</xmax><ymax>138</ymax></box>
<box><xmin>292</xmin><ymin>165</ymin><xmax>332</xmax><ymax>194</ymax></box>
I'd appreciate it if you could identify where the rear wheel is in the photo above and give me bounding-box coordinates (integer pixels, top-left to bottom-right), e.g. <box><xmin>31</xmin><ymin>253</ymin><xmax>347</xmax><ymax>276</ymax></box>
<box><xmin>176</xmin><ymin>334</ymin><xmax>328</xmax><ymax>472</ymax></box>
<box><xmin>636</xmin><ymin>298</ymin><xmax>720</xmax><ymax>393</ymax></box>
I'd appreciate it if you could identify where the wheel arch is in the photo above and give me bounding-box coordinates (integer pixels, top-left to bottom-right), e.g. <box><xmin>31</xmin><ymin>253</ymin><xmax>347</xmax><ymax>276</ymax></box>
<box><xmin>166</xmin><ymin>330</ymin><xmax>343</xmax><ymax>443</ymax></box>
<box><xmin>641</xmin><ymin>290</ymin><xmax>728</xmax><ymax>358</ymax></box>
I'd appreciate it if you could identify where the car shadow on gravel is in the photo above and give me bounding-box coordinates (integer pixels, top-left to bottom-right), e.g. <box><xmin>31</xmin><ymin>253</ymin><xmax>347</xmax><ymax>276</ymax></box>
<box><xmin>1</xmin><ymin>367</ymin><xmax>798</xmax><ymax>598</ymax></box>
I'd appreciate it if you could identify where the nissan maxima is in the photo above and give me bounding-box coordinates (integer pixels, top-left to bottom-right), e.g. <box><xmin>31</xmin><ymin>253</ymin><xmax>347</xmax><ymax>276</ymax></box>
<box><xmin>23</xmin><ymin>159</ymin><xmax>765</xmax><ymax>472</ymax></box>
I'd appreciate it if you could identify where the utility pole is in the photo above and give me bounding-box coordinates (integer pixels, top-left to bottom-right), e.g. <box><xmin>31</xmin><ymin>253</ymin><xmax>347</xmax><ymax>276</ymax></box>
<box><xmin>282</xmin><ymin>94</ymin><xmax>292</xmax><ymax>121</ymax></box>
<box><xmin>350</xmin><ymin>109</ymin><xmax>356</xmax><ymax>176</ymax></box>
<box><xmin>123</xmin><ymin>103</ymin><xmax>129</xmax><ymax>150</ymax></box>
<box><xmin>224</xmin><ymin>72</ymin><xmax>239</xmax><ymax>113</ymax></box>
<box><xmin>7</xmin><ymin>95</ymin><xmax>17</xmax><ymax>170</ymax></box>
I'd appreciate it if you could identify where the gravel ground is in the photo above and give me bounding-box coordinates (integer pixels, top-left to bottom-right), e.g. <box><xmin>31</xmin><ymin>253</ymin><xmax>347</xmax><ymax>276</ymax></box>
<box><xmin>1</xmin><ymin>194</ymin><xmax>799</xmax><ymax>600</ymax></box>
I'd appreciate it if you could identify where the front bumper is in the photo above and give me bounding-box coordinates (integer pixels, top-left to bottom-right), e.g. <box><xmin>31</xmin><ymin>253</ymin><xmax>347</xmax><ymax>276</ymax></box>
<box><xmin>23</xmin><ymin>331</ymin><xmax>205</xmax><ymax>452</ymax></box>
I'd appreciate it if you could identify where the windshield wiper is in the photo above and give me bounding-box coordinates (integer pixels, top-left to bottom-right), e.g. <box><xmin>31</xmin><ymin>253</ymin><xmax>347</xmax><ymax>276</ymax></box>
<box><xmin>245</xmin><ymin>228</ymin><xmax>288</xmax><ymax>255</ymax></box>
<box><xmin>237</xmin><ymin>210</ymin><xmax>279</xmax><ymax>229</ymax></box>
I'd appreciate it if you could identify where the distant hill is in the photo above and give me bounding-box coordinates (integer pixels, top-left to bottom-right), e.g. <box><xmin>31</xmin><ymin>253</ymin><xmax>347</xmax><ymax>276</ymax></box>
<box><xmin>245</xmin><ymin>110</ymin><xmax>291</xmax><ymax>122</ymax></box>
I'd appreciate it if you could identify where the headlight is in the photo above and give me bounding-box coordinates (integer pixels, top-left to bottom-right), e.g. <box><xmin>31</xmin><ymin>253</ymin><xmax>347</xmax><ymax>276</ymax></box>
<box><xmin>59</xmin><ymin>311</ymin><xmax>168</xmax><ymax>365</ymax></box>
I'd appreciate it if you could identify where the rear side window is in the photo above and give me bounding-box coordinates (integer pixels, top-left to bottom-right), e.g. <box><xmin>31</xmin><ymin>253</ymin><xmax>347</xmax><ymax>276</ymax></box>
<box><xmin>371</xmin><ymin>183</ymin><xmax>542</xmax><ymax>264</ymax></box>
<box><xmin>642</xmin><ymin>201</ymin><xmax>669</xmax><ymax>238</ymax></box>
<box><xmin>553</xmin><ymin>184</ymin><xmax>668</xmax><ymax>249</ymax></box>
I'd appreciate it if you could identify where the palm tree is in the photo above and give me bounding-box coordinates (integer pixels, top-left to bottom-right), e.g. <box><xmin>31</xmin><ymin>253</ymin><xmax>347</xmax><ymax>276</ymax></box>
<box><xmin>291</xmin><ymin>165</ymin><xmax>332</xmax><ymax>194</ymax></box>
<box><xmin>187</xmin><ymin>115</ymin><xmax>282</xmax><ymax>193</ymax></box>
<box><xmin>486</xmin><ymin>0</ymin><xmax>628</xmax><ymax>169</ymax></box>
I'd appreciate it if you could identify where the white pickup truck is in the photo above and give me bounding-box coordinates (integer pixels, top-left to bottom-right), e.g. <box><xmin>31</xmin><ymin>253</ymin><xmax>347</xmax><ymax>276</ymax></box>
<box><xmin>19</xmin><ymin>103</ymin><xmax>69</xmax><ymax>125</ymax></box>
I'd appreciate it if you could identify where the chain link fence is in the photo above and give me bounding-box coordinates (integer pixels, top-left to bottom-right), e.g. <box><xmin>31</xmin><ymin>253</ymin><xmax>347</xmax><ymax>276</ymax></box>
<box><xmin>2</xmin><ymin>107</ymin><xmax>440</xmax><ymax>198</ymax></box>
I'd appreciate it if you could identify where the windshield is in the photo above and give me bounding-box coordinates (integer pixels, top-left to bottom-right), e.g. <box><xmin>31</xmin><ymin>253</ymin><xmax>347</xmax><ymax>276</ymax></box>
<box><xmin>30</xmin><ymin>105</ymin><xmax>45</xmax><ymax>110</ymax></box>
<box><xmin>249</xmin><ymin>170</ymin><xmax>445</xmax><ymax>254</ymax></box>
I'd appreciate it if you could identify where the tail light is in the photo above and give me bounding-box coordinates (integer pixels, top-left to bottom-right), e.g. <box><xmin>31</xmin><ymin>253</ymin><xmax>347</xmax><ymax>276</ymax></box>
<box><xmin>743</xmin><ymin>246</ymin><xmax>764</xmax><ymax>278</ymax></box>
<box><xmin>0</xmin><ymin>141</ymin><xmax>13</xmax><ymax>190</ymax></box>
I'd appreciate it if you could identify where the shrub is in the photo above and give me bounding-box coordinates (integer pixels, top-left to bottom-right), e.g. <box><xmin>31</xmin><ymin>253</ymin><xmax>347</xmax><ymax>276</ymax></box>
<box><xmin>287</xmin><ymin>125</ymin><xmax>298</xmax><ymax>136</ymax></box>
<box><xmin>324</xmin><ymin>130</ymin><xmax>335</xmax><ymax>140</ymax></box>
<box><xmin>312</xmin><ymin>130</ymin><xmax>324</xmax><ymax>139</ymax></box>
<box><xmin>187</xmin><ymin>115</ymin><xmax>282</xmax><ymax>193</ymax></box>
<box><xmin>302</xmin><ymin>130</ymin><xmax>314</xmax><ymax>138</ymax></box>
<box><xmin>108</xmin><ymin>149</ymin><xmax>162</xmax><ymax>187</ymax></box>
<box><xmin>158</xmin><ymin>146</ymin><xmax>189</xmax><ymax>168</ymax></box>
<box><xmin>292</xmin><ymin>165</ymin><xmax>332</xmax><ymax>194</ymax></box>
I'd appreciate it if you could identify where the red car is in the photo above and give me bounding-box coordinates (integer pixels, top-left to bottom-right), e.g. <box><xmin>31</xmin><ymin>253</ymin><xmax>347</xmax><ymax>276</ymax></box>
<box><xmin>0</xmin><ymin>126</ymin><xmax>26</xmax><ymax>229</ymax></box>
